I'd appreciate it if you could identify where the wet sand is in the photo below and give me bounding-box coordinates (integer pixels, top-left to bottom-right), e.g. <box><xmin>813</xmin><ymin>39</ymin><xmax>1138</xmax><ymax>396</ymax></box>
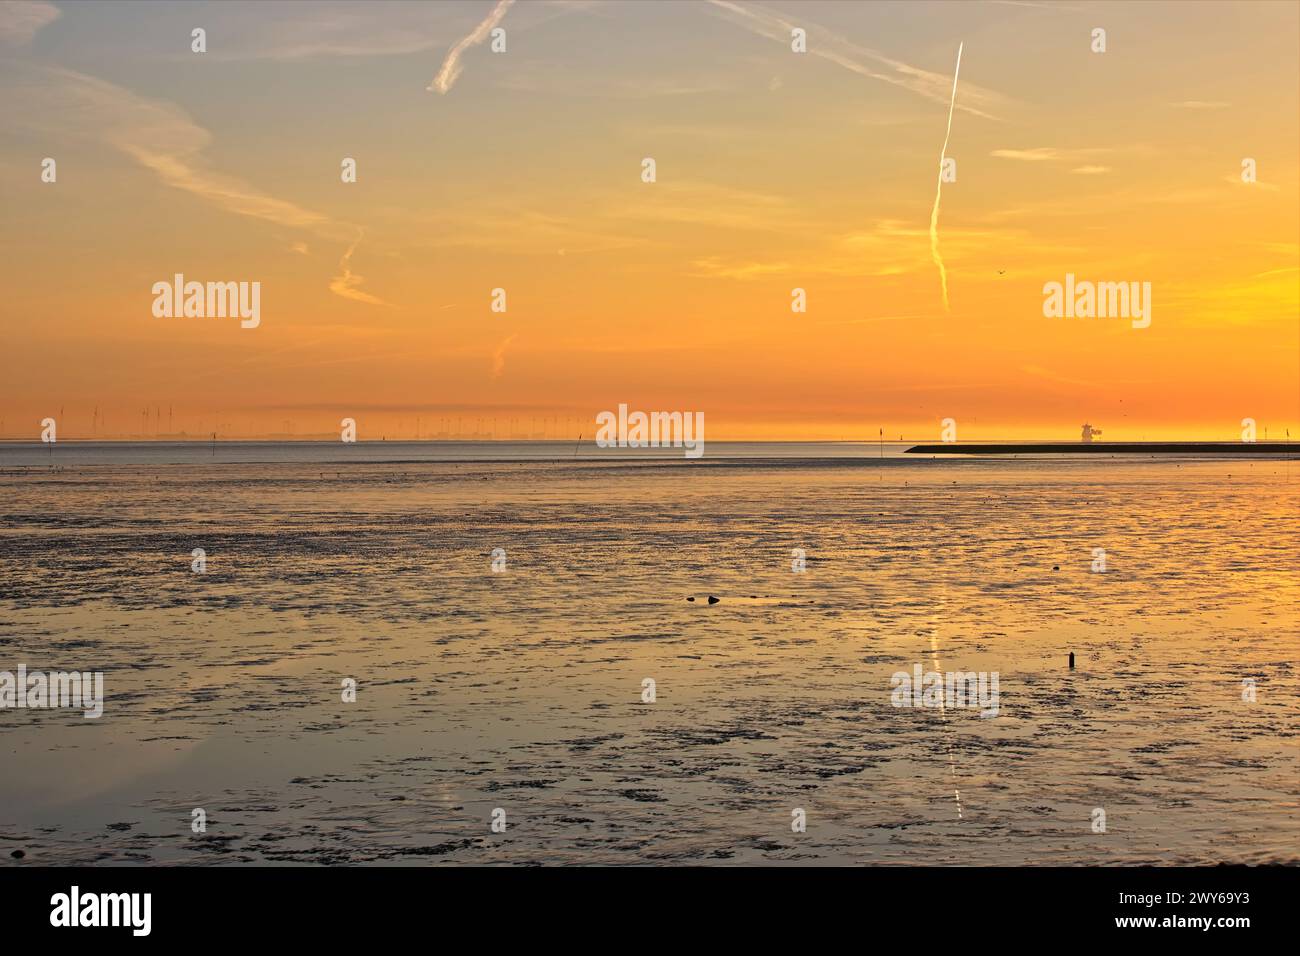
<box><xmin>0</xmin><ymin>453</ymin><xmax>1296</xmax><ymax>865</ymax></box>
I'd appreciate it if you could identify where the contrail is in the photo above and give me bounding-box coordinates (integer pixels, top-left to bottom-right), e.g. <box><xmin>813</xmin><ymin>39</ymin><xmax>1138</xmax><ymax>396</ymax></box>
<box><xmin>707</xmin><ymin>1</ymin><xmax>1004</xmax><ymax>120</ymax></box>
<box><xmin>929</xmin><ymin>41</ymin><xmax>963</xmax><ymax>312</ymax></box>
<box><xmin>429</xmin><ymin>0</ymin><xmax>514</xmax><ymax>94</ymax></box>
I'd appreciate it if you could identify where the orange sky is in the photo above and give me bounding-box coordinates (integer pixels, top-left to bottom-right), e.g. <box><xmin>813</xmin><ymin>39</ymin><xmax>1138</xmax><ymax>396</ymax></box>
<box><xmin>1</xmin><ymin>0</ymin><xmax>1297</xmax><ymax>441</ymax></box>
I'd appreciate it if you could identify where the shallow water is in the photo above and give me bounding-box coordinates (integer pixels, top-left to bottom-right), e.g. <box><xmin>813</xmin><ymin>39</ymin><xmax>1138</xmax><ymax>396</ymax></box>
<box><xmin>0</xmin><ymin>449</ymin><xmax>1296</xmax><ymax>865</ymax></box>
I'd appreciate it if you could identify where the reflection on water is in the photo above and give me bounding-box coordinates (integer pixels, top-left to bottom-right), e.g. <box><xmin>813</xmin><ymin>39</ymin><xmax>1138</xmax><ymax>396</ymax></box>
<box><xmin>0</xmin><ymin>449</ymin><xmax>1296</xmax><ymax>865</ymax></box>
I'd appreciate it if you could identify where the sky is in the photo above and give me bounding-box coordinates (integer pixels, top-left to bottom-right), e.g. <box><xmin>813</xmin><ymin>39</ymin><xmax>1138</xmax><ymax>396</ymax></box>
<box><xmin>1</xmin><ymin>0</ymin><xmax>1297</xmax><ymax>441</ymax></box>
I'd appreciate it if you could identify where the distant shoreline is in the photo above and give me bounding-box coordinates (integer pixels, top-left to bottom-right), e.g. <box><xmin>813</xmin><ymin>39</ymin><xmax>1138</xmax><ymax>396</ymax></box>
<box><xmin>907</xmin><ymin>442</ymin><xmax>1294</xmax><ymax>456</ymax></box>
<box><xmin>0</xmin><ymin>438</ymin><xmax>1293</xmax><ymax>447</ymax></box>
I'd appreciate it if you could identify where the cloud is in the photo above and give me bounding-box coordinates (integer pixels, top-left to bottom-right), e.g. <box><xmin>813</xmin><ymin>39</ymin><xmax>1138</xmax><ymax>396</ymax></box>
<box><xmin>993</xmin><ymin>148</ymin><xmax>1121</xmax><ymax>175</ymax></box>
<box><xmin>1172</xmin><ymin>100</ymin><xmax>1229</xmax><ymax>110</ymax></box>
<box><xmin>990</xmin><ymin>147</ymin><xmax>1060</xmax><ymax>162</ymax></box>
<box><xmin>429</xmin><ymin>0</ymin><xmax>514</xmax><ymax>93</ymax></box>
<box><xmin>691</xmin><ymin>218</ymin><xmax>1022</xmax><ymax>284</ymax></box>
<box><xmin>989</xmin><ymin>0</ymin><xmax>1086</xmax><ymax>9</ymax></box>
<box><xmin>497</xmin><ymin>68</ymin><xmax>741</xmax><ymax>98</ymax></box>
<box><xmin>207</xmin><ymin>7</ymin><xmax>450</xmax><ymax>60</ymax></box>
<box><xmin>491</xmin><ymin>334</ymin><xmax>519</xmax><ymax>378</ymax></box>
<box><xmin>4</xmin><ymin>63</ymin><xmax>342</xmax><ymax>235</ymax></box>
<box><xmin>1</xmin><ymin>61</ymin><xmax>388</xmax><ymax>302</ymax></box>
<box><xmin>689</xmin><ymin>256</ymin><xmax>793</xmax><ymax>280</ymax></box>
<box><xmin>329</xmin><ymin>232</ymin><xmax>388</xmax><ymax>306</ymax></box>
<box><xmin>980</xmin><ymin>180</ymin><xmax>1258</xmax><ymax>225</ymax></box>
<box><xmin>605</xmin><ymin>179</ymin><xmax>805</xmax><ymax>233</ymax></box>
<box><xmin>707</xmin><ymin>0</ymin><xmax>1008</xmax><ymax>120</ymax></box>
<box><xmin>182</xmin><ymin>0</ymin><xmax>584</xmax><ymax>62</ymax></box>
<box><xmin>0</xmin><ymin>1</ymin><xmax>60</xmax><ymax>46</ymax></box>
<box><xmin>1223</xmin><ymin>173</ymin><xmax>1279</xmax><ymax>192</ymax></box>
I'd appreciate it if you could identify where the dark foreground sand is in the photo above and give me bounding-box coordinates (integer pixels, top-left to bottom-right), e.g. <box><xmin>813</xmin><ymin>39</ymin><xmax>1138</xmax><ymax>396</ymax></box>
<box><xmin>0</xmin><ymin>452</ymin><xmax>1296</xmax><ymax>864</ymax></box>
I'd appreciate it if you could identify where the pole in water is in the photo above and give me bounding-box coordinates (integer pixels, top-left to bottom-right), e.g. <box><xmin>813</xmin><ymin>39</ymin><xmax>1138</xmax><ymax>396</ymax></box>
<box><xmin>1068</xmin><ymin>652</ymin><xmax>1075</xmax><ymax>669</ymax></box>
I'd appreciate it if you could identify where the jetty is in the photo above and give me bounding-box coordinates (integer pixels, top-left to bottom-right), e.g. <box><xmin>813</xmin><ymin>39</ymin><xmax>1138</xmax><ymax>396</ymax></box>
<box><xmin>905</xmin><ymin>442</ymin><xmax>1291</xmax><ymax>456</ymax></box>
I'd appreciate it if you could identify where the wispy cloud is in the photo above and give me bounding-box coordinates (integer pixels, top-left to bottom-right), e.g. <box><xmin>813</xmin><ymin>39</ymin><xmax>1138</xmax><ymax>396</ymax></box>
<box><xmin>611</xmin><ymin>179</ymin><xmax>803</xmax><ymax>232</ymax></box>
<box><xmin>707</xmin><ymin>1</ymin><xmax>1007</xmax><ymax>120</ymax></box>
<box><xmin>989</xmin><ymin>0</ymin><xmax>1086</xmax><ymax>10</ymax></box>
<box><xmin>1222</xmin><ymin>173</ymin><xmax>1279</xmax><ymax>193</ymax></box>
<box><xmin>980</xmin><ymin>179</ymin><xmax>1257</xmax><ymax>225</ymax></box>
<box><xmin>329</xmin><ymin>232</ymin><xmax>388</xmax><ymax>306</ymax></box>
<box><xmin>1</xmin><ymin>61</ymin><xmax>402</xmax><ymax>308</ymax></box>
<box><xmin>0</xmin><ymin>0</ymin><xmax>59</xmax><ymax>46</ymax></box>
<box><xmin>992</xmin><ymin>147</ymin><xmax>1123</xmax><ymax>174</ymax></box>
<box><xmin>388</xmin><ymin>204</ymin><xmax>652</xmax><ymax>254</ymax></box>
<box><xmin>5</xmin><ymin>64</ymin><xmax>342</xmax><ymax>235</ymax></box>
<box><xmin>689</xmin><ymin>256</ymin><xmax>793</xmax><ymax>280</ymax></box>
<box><xmin>204</xmin><ymin>7</ymin><xmax>450</xmax><ymax>61</ymax></box>
<box><xmin>491</xmin><ymin>334</ymin><xmax>519</xmax><ymax>378</ymax></box>
<box><xmin>690</xmin><ymin>218</ymin><xmax>1026</xmax><ymax>284</ymax></box>
<box><xmin>1172</xmin><ymin>100</ymin><xmax>1230</xmax><ymax>110</ymax></box>
<box><xmin>990</xmin><ymin>147</ymin><xmax>1060</xmax><ymax>162</ymax></box>
<box><xmin>497</xmin><ymin>68</ymin><xmax>741</xmax><ymax>98</ymax></box>
<box><xmin>429</xmin><ymin>0</ymin><xmax>514</xmax><ymax>93</ymax></box>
